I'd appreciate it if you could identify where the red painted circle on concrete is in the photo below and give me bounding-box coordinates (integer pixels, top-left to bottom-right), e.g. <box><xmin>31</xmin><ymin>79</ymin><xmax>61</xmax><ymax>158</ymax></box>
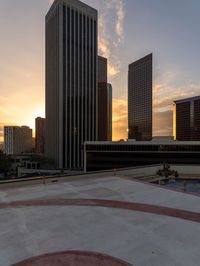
<box><xmin>12</xmin><ymin>250</ymin><xmax>132</xmax><ymax>266</ymax></box>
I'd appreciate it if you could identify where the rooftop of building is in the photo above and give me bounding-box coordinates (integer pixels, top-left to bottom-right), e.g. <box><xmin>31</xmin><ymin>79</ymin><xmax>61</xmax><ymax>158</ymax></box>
<box><xmin>174</xmin><ymin>95</ymin><xmax>200</xmax><ymax>104</ymax></box>
<box><xmin>98</xmin><ymin>55</ymin><xmax>107</xmax><ymax>62</ymax></box>
<box><xmin>129</xmin><ymin>53</ymin><xmax>152</xmax><ymax>69</ymax></box>
<box><xmin>46</xmin><ymin>0</ymin><xmax>97</xmax><ymax>20</ymax></box>
<box><xmin>0</xmin><ymin>169</ymin><xmax>200</xmax><ymax>265</ymax></box>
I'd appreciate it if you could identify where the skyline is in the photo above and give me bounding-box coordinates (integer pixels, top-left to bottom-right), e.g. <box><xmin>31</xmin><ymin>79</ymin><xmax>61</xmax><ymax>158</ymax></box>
<box><xmin>1</xmin><ymin>0</ymin><xmax>200</xmax><ymax>142</ymax></box>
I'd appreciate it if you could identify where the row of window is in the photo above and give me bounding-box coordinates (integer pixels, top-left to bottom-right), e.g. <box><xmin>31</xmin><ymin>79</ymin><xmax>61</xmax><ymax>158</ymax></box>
<box><xmin>86</xmin><ymin>144</ymin><xmax>200</xmax><ymax>152</ymax></box>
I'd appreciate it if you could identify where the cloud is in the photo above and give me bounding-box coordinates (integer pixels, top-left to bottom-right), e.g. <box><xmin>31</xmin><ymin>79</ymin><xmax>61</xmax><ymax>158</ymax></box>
<box><xmin>97</xmin><ymin>0</ymin><xmax>125</xmax><ymax>79</ymax></box>
<box><xmin>152</xmin><ymin>69</ymin><xmax>200</xmax><ymax>135</ymax></box>
<box><xmin>113</xmin><ymin>0</ymin><xmax>125</xmax><ymax>42</ymax></box>
<box><xmin>154</xmin><ymin>77</ymin><xmax>200</xmax><ymax>112</ymax></box>
<box><xmin>105</xmin><ymin>0</ymin><xmax>125</xmax><ymax>42</ymax></box>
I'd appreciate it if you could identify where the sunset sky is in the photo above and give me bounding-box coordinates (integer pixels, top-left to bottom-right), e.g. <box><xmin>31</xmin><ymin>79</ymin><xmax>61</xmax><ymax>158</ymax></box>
<box><xmin>0</xmin><ymin>0</ymin><xmax>200</xmax><ymax>141</ymax></box>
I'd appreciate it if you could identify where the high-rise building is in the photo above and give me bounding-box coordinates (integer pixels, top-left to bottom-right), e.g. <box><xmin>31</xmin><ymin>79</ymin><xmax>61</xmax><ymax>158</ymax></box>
<box><xmin>98</xmin><ymin>56</ymin><xmax>112</xmax><ymax>141</ymax></box>
<box><xmin>4</xmin><ymin>126</ymin><xmax>32</xmax><ymax>155</ymax></box>
<box><xmin>45</xmin><ymin>0</ymin><xmax>98</xmax><ymax>169</ymax></box>
<box><xmin>35</xmin><ymin>117</ymin><xmax>45</xmax><ymax>154</ymax></box>
<box><xmin>98</xmin><ymin>56</ymin><xmax>107</xmax><ymax>83</ymax></box>
<box><xmin>128</xmin><ymin>53</ymin><xmax>152</xmax><ymax>141</ymax></box>
<box><xmin>173</xmin><ymin>96</ymin><xmax>200</xmax><ymax>141</ymax></box>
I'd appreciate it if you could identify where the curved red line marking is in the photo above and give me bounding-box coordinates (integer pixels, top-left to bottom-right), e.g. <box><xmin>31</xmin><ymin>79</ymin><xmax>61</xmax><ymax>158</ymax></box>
<box><xmin>0</xmin><ymin>198</ymin><xmax>200</xmax><ymax>223</ymax></box>
<box><xmin>12</xmin><ymin>250</ymin><xmax>132</xmax><ymax>266</ymax></box>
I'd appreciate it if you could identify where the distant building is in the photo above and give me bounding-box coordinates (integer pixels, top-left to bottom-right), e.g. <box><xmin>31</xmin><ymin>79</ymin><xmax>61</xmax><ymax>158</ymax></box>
<box><xmin>173</xmin><ymin>96</ymin><xmax>200</xmax><ymax>141</ymax></box>
<box><xmin>35</xmin><ymin>117</ymin><xmax>45</xmax><ymax>154</ymax></box>
<box><xmin>45</xmin><ymin>0</ymin><xmax>98</xmax><ymax>169</ymax></box>
<box><xmin>4</xmin><ymin>126</ymin><xmax>32</xmax><ymax>155</ymax></box>
<box><xmin>128</xmin><ymin>53</ymin><xmax>152</xmax><ymax>141</ymax></box>
<box><xmin>98</xmin><ymin>56</ymin><xmax>112</xmax><ymax>141</ymax></box>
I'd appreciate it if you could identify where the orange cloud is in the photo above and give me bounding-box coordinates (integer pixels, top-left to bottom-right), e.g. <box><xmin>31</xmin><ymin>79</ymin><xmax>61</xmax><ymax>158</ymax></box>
<box><xmin>153</xmin><ymin>76</ymin><xmax>200</xmax><ymax>112</ymax></box>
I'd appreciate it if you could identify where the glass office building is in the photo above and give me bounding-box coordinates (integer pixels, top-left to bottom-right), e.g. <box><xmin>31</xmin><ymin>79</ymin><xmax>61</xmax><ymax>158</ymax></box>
<box><xmin>128</xmin><ymin>54</ymin><xmax>152</xmax><ymax>141</ymax></box>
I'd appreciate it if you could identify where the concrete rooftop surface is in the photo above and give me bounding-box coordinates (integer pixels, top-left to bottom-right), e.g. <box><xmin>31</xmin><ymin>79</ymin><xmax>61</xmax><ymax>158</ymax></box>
<box><xmin>0</xmin><ymin>174</ymin><xmax>200</xmax><ymax>266</ymax></box>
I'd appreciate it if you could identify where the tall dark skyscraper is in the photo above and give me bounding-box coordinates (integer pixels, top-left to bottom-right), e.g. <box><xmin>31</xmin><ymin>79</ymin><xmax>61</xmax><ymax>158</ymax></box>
<box><xmin>173</xmin><ymin>96</ymin><xmax>200</xmax><ymax>141</ymax></box>
<box><xmin>98</xmin><ymin>56</ymin><xmax>112</xmax><ymax>141</ymax></box>
<box><xmin>45</xmin><ymin>0</ymin><xmax>98</xmax><ymax>169</ymax></box>
<box><xmin>35</xmin><ymin>117</ymin><xmax>45</xmax><ymax>154</ymax></box>
<box><xmin>128</xmin><ymin>53</ymin><xmax>152</xmax><ymax>141</ymax></box>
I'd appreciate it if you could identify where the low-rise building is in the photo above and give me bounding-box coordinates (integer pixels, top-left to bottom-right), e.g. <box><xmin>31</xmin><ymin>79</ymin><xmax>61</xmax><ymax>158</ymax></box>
<box><xmin>84</xmin><ymin>140</ymin><xmax>200</xmax><ymax>171</ymax></box>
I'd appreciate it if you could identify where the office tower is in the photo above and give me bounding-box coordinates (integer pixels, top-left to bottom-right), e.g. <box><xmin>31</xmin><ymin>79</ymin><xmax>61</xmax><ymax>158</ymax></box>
<box><xmin>128</xmin><ymin>53</ymin><xmax>152</xmax><ymax>141</ymax></box>
<box><xmin>173</xmin><ymin>96</ymin><xmax>200</xmax><ymax>141</ymax></box>
<box><xmin>98</xmin><ymin>56</ymin><xmax>107</xmax><ymax>83</ymax></box>
<box><xmin>98</xmin><ymin>56</ymin><xmax>112</xmax><ymax>141</ymax></box>
<box><xmin>35</xmin><ymin>117</ymin><xmax>45</xmax><ymax>154</ymax></box>
<box><xmin>4</xmin><ymin>126</ymin><xmax>32</xmax><ymax>155</ymax></box>
<box><xmin>45</xmin><ymin>0</ymin><xmax>98</xmax><ymax>169</ymax></box>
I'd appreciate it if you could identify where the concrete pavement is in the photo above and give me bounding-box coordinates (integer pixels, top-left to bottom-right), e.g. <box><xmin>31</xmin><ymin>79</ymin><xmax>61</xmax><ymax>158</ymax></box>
<box><xmin>0</xmin><ymin>175</ymin><xmax>200</xmax><ymax>266</ymax></box>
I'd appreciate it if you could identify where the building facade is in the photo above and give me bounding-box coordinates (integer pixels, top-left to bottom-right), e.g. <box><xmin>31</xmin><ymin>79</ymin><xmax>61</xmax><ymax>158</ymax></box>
<box><xmin>98</xmin><ymin>55</ymin><xmax>107</xmax><ymax>83</ymax></box>
<box><xmin>35</xmin><ymin>117</ymin><xmax>45</xmax><ymax>154</ymax></box>
<box><xmin>4</xmin><ymin>126</ymin><xmax>32</xmax><ymax>155</ymax></box>
<box><xmin>173</xmin><ymin>96</ymin><xmax>200</xmax><ymax>141</ymax></box>
<box><xmin>45</xmin><ymin>0</ymin><xmax>98</xmax><ymax>169</ymax></box>
<box><xmin>128</xmin><ymin>53</ymin><xmax>152</xmax><ymax>141</ymax></box>
<box><xmin>84</xmin><ymin>141</ymin><xmax>200</xmax><ymax>171</ymax></box>
<box><xmin>98</xmin><ymin>56</ymin><xmax>112</xmax><ymax>141</ymax></box>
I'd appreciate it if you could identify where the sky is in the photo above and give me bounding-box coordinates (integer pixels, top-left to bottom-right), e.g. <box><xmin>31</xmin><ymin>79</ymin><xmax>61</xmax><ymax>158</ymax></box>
<box><xmin>0</xmin><ymin>0</ymin><xmax>200</xmax><ymax>141</ymax></box>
